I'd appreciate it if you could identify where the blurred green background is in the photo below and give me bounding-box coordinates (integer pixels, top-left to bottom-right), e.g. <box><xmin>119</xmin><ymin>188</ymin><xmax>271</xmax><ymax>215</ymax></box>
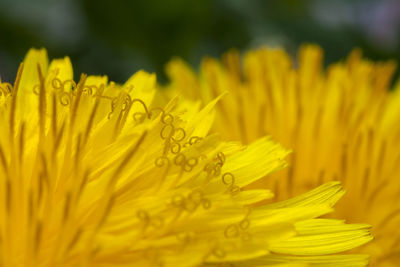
<box><xmin>1</xmin><ymin>0</ymin><xmax>400</xmax><ymax>83</ymax></box>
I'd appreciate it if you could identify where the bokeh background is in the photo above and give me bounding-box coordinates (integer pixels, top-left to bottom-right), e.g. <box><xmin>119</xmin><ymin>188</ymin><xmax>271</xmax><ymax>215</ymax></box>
<box><xmin>1</xmin><ymin>0</ymin><xmax>400</xmax><ymax>83</ymax></box>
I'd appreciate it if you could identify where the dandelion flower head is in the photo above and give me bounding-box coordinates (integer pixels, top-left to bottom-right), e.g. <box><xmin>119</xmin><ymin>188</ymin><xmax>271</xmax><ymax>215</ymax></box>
<box><xmin>0</xmin><ymin>48</ymin><xmax>373</xmax><ymax>266</ymax></box>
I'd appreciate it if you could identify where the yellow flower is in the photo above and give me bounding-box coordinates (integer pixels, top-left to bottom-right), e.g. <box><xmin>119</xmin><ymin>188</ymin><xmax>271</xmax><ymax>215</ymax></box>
<box><xmin>165</xmin><ymin>45</ymin><xmax>400</xmax><ymax>266</ymax></box>
<box><xmin>0</xmin><ymin>48</ymin><xmax>372</xmax><ymax>267</ymax></box>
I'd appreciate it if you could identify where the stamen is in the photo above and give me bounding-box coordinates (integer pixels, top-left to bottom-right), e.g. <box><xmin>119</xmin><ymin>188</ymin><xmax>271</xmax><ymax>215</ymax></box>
<box><xmin>237</xmin><ymin>97</ymin><xmax>248</xmax><ymax>144</ymax></box>
<box><xmin>131</xmin><ymin>99</ymin><xmax>149</xmax><ymax>118</ymax></box>
<box><xmin>174</xmin><ymin>153</ymin><xmax>186</xmax><ymax>167</ymax></box>
<box><xmin>111</xmin><ymin>131</ymin><xmax>148</xmax><ymax>185</ymax></box>
<box><xmin>377</xmin><ymin>208</ymin><xmax>400</xmax><ymax>230</ymax></box>
<box><xmin>63</xmin><ymin>192</ymin><xmax>71</xmax><ymax>222</ymax></box>
<box><xmin>59</xmin><ymin>92</ymin><xmax>71</xmax><ymax>106</ymax></box>
<box><xmin>32</xmin><ymin>85</ymin><xmax>40</xmax><ymax>95</ymax></box>
<box><xmin>74</xmin><ymin>134</ymin><xmax>82</xmax><ymax>169</ymax></box>
<box><xmin>51</xmin><ymin>93</ymin><xmax>57</xmax><ymax>139</ymax></box>
<box><xmin>89</xmin><ymin>245</ymin><xmax>102</xmax><ymax>259</ymax></box>
<box><xmin>154</xmin><ymin>157</ymin><xmax>170</xmax><ymax>190</ymax></box>
<box><xmin>367</xmin><ymin>179</ymin><xmax>389</xmax><ymax>207</ymax></box>
<box><xmin>0</xmin><ymin>83</ymin><xmax>12</xmax><ymax>97</ymax></box>
<box><xmin>97</xmin><ymin>195</ymin><xmax>115</xmax><ymax>229</ymax></box>
<box><xmin>161</xmin><ymin>113</ymin><xmax>174</xmax><ymax>125</ymax></box>
<box><xmin>118</xmin><ymin>97</ymin><xmax>134</xmax><ymax>131</ymax></box>
<box><xmin>37</xmin><ymin>172</ymin><xmax>44</xmax><ymax>206</ymax></box>
<box><xmin>184</xmin><ymin>199</ymin><xmax>198</xmax><ymax>212</ymax></box>
<box><xmin>0</xmin><ymin>144</ymin><xmax>8</xmax><ymax>174</ymax></box>
<box><xmin>241</xmin><ymin>232</ymin><xmax>252</xmax><ymax>241</ymax></box>
<box><xmin>36</xmin><ymin>64</ymin><xmax>47</xmax><ymax>138</ymax></box>
<box><xmin>171</xmin><ymin>127</ymin><xmax>186</xmax><ymax>142</ymax></box>
<box><xmin>40</xmin><ymin>152</ymin><xmax>50</xmax><ymax>189</ymax></box>
<box><xmin>258</xmin><ymin>103</ymin><xmax>267</xmax><ymax>136</ymax></box>
<box><xmin>66</xmin><ymin>227</ymin><xmax>82</xmax><ymax>252</ymax></box>
<box><xmin>148</xmin><ymin>107</ymin><xmax>164</xmax><ymax>119</ymax></box>
<box><xmin>137</xmin><ymin>210</ymin><xmax>150</xmax><ymax>225</ymax></box>
<box><xmin>229</xmin><ymin>185</ymin><xmax>241</xmax><ymax>195</ymax></box>
<box><xmin>176</xmin><ymin>232</ymin><xmax>195</xmax><ymax>244</ymax></box>
<box><xmin>93</xmin><ymin>84</ymin><xmax>105</xmax><ymax>99</ymax></box>
<box><xmin>83</xmin><ymin>101</ymin><xmax>99</xmax><ymax>144</ymax></box>
<box><xmin>51</xmin><ymin>78</ymin><xmax>63</xmax><ymax>90</ymax></box>
<box><xmin>222</xmin><ymin>173</ymin><xmax>235</xmax><ymax>186</ymax></box>
<box><xmin>161</xmin><ymin>124</ymin><xmax>174</xmax><ymax>140</ymax></box>
<box><xmin>212</xmin><ymin>247</ymin><xmax>226</xmax><ymax>259</ymax></box>
<box><xmin>34</xmin><ymin>220</ymin><xmax>42</xmax><ymax>255</ymax></box>
<box><xmin>83</xmin><ymin>85</ymin><xmax>94</xmax><ymax>95</ymax></box>
<box><xmin>376</xmin><ymin>140</ymin><xmax>387</xmax><ymax>175</ymax></box>
<box><xmin>287</xmin><ymin>153</ymin><xmax>296</xmax><ymax>197</ymax></box>
<box><xmin>150</xmin><ymin>216</ymin><xmax>164</xmax><ymax>228</ymax></box>
<box><xmin>313</xmin><ymin>106</ymin><xmax>323</xmax><ymax>138</ymax></box>
<box><xmin>9</xmin><ymin>63</ymin><xmax>24</xmax><ymax>141</ymax></box>
<box><xmin>5</xmin><ymin>179</ymin><xmax>11</xmax><ymax>215</ymax></box>
<box><xmin>217</xmin><ymin>152</ymin><xmax>226</xmax><ymax>165</ymax></box>
<box><xmin>189</xmin><ymin>136</ymin><xmax>203</xmax><ymax>145</ymax></box>
<box><xmin>28</xmin><ymin>189</ymin><xmax>34</xmax><ymax>223</ymax></box>
<box><xmin>292</xmin><ymin>105</ymin><xmax>303</xmax><ymax>143</ymax></box>
<box><xmin>172</xmin><ymin>194</ymin><xmax>185</xmax><ymax>207</ymax></box>
<box><xmin>201</xmin><ymin>198</ymin><xmax>211</xmax><ymax>209</ymax></box>
<box><xmin>340</xmin><ymin>143</ymin><xmax>348</xmax><ymax>184</ymax></box>
<box><xmin>18</xmin><ymin>122</ymin><xmax>25</xmax><ymax>164</ymax></box>
<box><xmin>4</xmin><ymin>83</ymin><xmax>12</xmax><ymax>93</ymax></box>
<box><xmin>63</xmin><ymin>81</ymin><xmax>74</xmax><ymax>93</ymax></box>
<box><xmin>224</xmin><ymin>224</ymin><xmax>239</xmax><ymax>238</ymax></box>
<box><xmin>239</xmin><ymin>218</ymin><xmax>250</xmax><ymax>230</ymax></box>
<box><xmin>132</xmin><ymin>112</ymin><xmax>147</xmax><ymax>123</ymax></box>
<box><xmin>53</xmin><ymin>121</ymin><xmax>66</xmax><ymax>157</ymax></box>
<box><xmin>155</xmin><ymin>156</ymin><xmax>170</xmax><ymax>167</ymax></box>
<box><xmin>188</xmin><ymin>189</ymin><xmax>204</xmax><ymax>204</ymax></box>
<box><xmin>70</xmin><ymin>74</ymin><xmax>87</xmax><ymax>127</ymax></box>
<box><xmin>170</xmin><ymin>141</ymin><xmax>181</xmax><ymax>154</ymax></box>
<box><xmin>76</xmin><ymin>169</ymin><xmax>90</xmax><ymax>202</ymax></box>
<box><xmin>361</xmin><ymin>167</ymin><xmax>371</xmax><ymax>197</ymax></box>
<box><xmin>352</xmin><ymin>132</ymin><xmax>363</xmax><ymax>162</ymax></box>
<box><xmin>317</xmin><ymin>170</ymin><xmax>325</xmax><ymax>186</ymax></box>
<box><xmin>186</xmin><ymin>157</ymin><xmax>198</xmax><ymax>168</ymax></box>
<box><xmin>112</xmin><ymin>108</ymin><xmax>124</xmax><ymax>139</ymax></box>
<box><xmin>367</xmin><ymin>127</ymin><xmax>374</xmax><ymax>158</ymax></box>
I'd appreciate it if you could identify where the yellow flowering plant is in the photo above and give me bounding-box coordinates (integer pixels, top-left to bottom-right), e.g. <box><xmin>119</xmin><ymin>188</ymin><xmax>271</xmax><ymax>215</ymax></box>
<box><xmin>0</xmin><ymin>48</ymin><xmax>372</xmax><ymax>266</ymax></box>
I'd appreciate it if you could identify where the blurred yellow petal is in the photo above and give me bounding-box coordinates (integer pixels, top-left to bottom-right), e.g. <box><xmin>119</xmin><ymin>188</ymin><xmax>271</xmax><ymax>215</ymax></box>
<box><xmin>164</xmin><ymin>45</ymin><xmax>398</xmax><ymax>266</ymax></box>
